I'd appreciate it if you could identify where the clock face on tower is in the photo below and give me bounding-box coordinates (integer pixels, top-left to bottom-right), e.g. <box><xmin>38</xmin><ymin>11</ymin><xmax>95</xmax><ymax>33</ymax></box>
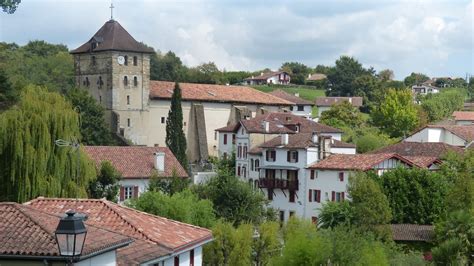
<box><xmin>117</xmin><ymin>56</ymin><xmax>125</xmax><ymax>65</ymax></box>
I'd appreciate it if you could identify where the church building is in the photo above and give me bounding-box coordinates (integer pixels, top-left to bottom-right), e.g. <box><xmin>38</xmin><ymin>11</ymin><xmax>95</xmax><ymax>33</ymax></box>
<box><xmin>71</xmin><ymin>19</ymin><xmax>294</xmax><ymax>162</ymax></box>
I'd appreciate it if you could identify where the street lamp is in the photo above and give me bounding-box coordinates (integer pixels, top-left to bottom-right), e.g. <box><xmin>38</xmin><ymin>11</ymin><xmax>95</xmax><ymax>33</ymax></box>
<box><xmin>55</xmin><ymin>210</ymin><xmax>87</xmax><ymax>261</ymax></box>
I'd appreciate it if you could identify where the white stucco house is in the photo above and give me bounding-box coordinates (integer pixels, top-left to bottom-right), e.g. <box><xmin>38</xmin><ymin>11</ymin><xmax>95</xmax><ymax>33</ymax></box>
<box><xmin>452</xmin><ymin>111</ymin><xmax>474</xmax><ymax>125</ymax></box>
<box><xmin>243</xmin><ymin>71</ymin><xmax>291</xmax><ymax>85</ymax></box>
<box><xmin>269</xmin><ymin>89</ymin><xmax>314</xmax><ymax>118</ymax></box>
<box><xmin>404</xmin><ymin>125</ymin><xmax>474</xmax><ymax>148</ymax></box>
<box><xmin>83</xmin><ymin>146</ymin><xmax>189</xmax><ymax>203</ymax></box>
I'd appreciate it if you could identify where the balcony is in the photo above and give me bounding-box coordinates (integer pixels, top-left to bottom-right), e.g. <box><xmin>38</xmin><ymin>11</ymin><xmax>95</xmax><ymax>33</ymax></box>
<box><xmin>258</xmin><ymin>178</ymin><xmax>299</xmax><ymax>190</ymax></box>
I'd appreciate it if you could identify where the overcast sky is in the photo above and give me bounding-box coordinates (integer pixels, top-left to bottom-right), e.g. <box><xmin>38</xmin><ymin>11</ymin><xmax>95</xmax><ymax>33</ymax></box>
<box><xmin>0</xmin><ymin>0</ymin><xmax>472</xmax><ymax>79</ymax></box>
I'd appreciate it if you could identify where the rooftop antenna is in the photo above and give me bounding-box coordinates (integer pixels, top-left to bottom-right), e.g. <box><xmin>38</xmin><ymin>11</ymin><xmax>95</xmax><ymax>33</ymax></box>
<box><xmin>110</xmin><ymin>1</ymin><xmax>114</xmax><ymax>20</ymax></box>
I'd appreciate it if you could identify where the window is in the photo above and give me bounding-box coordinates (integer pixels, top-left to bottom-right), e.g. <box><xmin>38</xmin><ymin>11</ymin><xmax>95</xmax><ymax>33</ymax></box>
<box><xmin>99</xmin><ymin>96</ymin><xmax>102</xmax><ymax>103</ymax></box>
<box><xmin>183</xmin><ymin>122</ymin><xmax>186</xmax><ymax>126</ymax></box>
<box><xmin>124</xmin><ymin>186</ymin><xmax>133</xmax><ymax>200</ymax></box>
<box><xmin>255</xmin><ymin>159</ymin><xmax>260</xmax><ymax>171</ymax></box>
<box><xmin>91</xmin><ymin>56</ymin><xmax>96</xmax><ymax>66</ymax></box>
<box><xmin>297</xmin><ymin>105</ymin><xmax>304</xmax><ymax>111</ymax></box>
<box><xmin>241</xmin><ymin>127</ymin><xmax>245</xmax><ymax>135</ymax></box>
<box><xmin>97</xmin><ymin>76</ymin><xmax>104</xmax><ymax>88</ymax></box>
<box><xmin>279</xmin><ymin>211</ymin><xmax>285</xmax><ymax>223</ymax></box>
<box><xmin>287</xmin><ymin>150</ymin><xmax>298</xmax><ymax>163</ymax></box>
<box><xmin>268</xmin><ymin>190</ymin><xmax>273</xmax><ymax>200</ymax></box>
<box><xmin>223</xmin><ymin>134</ymin><xmax>228</xmax><ymax>145</ymax></box>
<box><xmin>124</xmin><ymin>55</ymin><xmax>128</xmax><ymax>66</ymax></box>
<box><xmin>161</xmin><ymin>117</ymin><xmax>165</xmax><ymax>124</ymax></box>
<box><xmin>237</xmin><ymin>165</ymin><xmax>241</xmax><ymax>176</ymax></box>
<box><xmin>243</xmin><ymin>145</ymin><xmax>248</xmax><ymax>159</ymax></box>
<box><xmin>126</xmin><ymin>95</ymin><xmax>130</xmax><ymax>105</ymax></box>
<box><xmin>133</xmin><ymin>56</ymin><xmax>138</xmax><ymax>66</ymax></box>
<box><xmin>289</xmin><ymin>190</ymin><xmax>295</xmax><ymax>203</ymax></box>
<box><xmin>127</xmin><ymin>118</ymin><xmax>131</xmax><ymax>127</ymax></box>
<box><xmin>310</xmin><ymin>170</ymin><xmax>315</xmax><ymax>180</ymax></box>
<box><xmin>266</xmin><ymin>150</ymin><xmax>276</xmax><ymax>162</ymax></box>
<box><xmin>133</xmin><ymin>76</ymin><xmax>138</xmax><ymax>86</ymax></box>
<box><xmin>124</xmin><ymin>76</ymin><xmax>128</xmax><ymax>86</ymax></box>
<box><xmin>237</xmin><ymin>145</ymin><xmax>242</xmax><ymax>158</ymax></box>
<box><xmin>309</xmin><ymin>189</ymin><xmax>321</xmax><ymax>203</ymax></box>
<box><xmin>331</xmin><ymin>191</ymin><xmax>345</xmax><ymax>202</ymax></box>
<box><xmin>232</xmin><ymin>134</ymin><xmax>236</xmax><ymax>144</ymax></box>
<box><xmin>339</xmin><ymin>172</ymin><xmax>344</xmax><ymax>182</ymax></box>
<box><xmin>174</xmin><ymin>256</ymin><xmax>179</xmax><ymax>266</ymax></box>
<box><xmin>223</xmin><ymin>152</ymin><xmax>227</xmax><ymax>160</ymax></box>
<box><xmin>242</xmin><ymin>166</ymin><xmax>247</xmax><ymax>178</ymax></box>
<box><xmin>289</xmin><ymin>106</ymin><xmax>293</xmax><ymax>111</ymax></box>
<box><xmin>250</xmin><ymin>159</ymin><xmax>254</xmax><ymax>171</ymax></box>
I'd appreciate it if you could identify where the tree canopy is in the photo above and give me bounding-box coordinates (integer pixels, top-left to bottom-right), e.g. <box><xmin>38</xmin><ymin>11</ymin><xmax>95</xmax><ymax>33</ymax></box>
<box><xmin>88</xmin><ymin>161</ymin><xmax>121</xmax><ymax>202</ymax></box>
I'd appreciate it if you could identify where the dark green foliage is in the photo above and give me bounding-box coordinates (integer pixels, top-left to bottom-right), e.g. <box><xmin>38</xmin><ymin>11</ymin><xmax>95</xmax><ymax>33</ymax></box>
<box><xmin>318</xmin><ymin>201</ymin><xmax>354</xmax><ymax>228</ymax></box>
<box><xmin>165</xmin><ymin>82</ymin><xmax>188</xmax><ymax>168</ymax></box>
<box><xmin>1</xmin><ymin>0</ymin><xmax>21</xmax><ymax>13</ymax></box>
<box><xmin>185</xmin><ymin>62</ymin><xmax>225</xmax><ymax>84</ymax></box>
<box><xmin>88</xmin><ymin>161</ymin><xmax>121</xmax><ymax>201</ymax></box>
<box><xmin>253</xmin><ymin>221</ymin><xmax>281</xmax><ymax>266</ymax></box>
<box><xmin>150</xmin><ymin>51</ymin><xmax>186</xmax><ymax>81</ymax></box>
<box><xmin>192</xmin><ymin>163</ymin><xmax>269</xmax><ymax>226</ymax></box>
<box><xmin>280</xmin><ymin>62</ymin><xmax>311</xmax><ymax>85</ymax></box>
<box><xmin>378</xmin><ymin>167</ymin><xmax>450</xmax><ymax>224</ymax></box>
<box><xmin>148</xmin><ymin>169</ymin><xmax>190</xmax><ymax>195</ymax></box>
<box><xmin>0</xmin><ymin>86</ymin><xmax>96</xmax><ymax>202</ymax></box>
<box><xmin>420</xmin><ymin>90</ymin><xmax>465</xmax><ymax>122</ymax></box>
<box><xmin>404</xmin><ymin>72</ymin><xmax>429</xmax><ymax>87</ymax></box>
<box><xmin>319</xmin><ymin>100</ymin><xmax>364</xmax><ymax>129</ymax></box>
<box><xmin>326</xmin><ymin>56</ymin><xmax>372</xmax><ymax>96</ymax></box>
<box><xmin>0</xmin><ymin>67</ymin><xmax>18</xmax><ymax>109</ymax></box>
<box><xmin>66</xmin><ymin>88</ymin><xmax>116</xmax><ymax>145</ymax></box>
<box><xmin>353</xmin><ymin>129</ymin><xmax>394</xmax><ymax>153</ymax></box>
<box><xmin>128</xmin><ymin>189</ymin><xmax>216</xmax><ymax>228</ymax></box>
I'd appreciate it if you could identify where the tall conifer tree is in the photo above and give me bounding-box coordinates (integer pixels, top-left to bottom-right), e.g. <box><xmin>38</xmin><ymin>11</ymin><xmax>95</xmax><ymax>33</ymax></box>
<box><xmin>165</xmin><ymin>82</ymin><xmax>188</xmax><ymax>170</ymax></box>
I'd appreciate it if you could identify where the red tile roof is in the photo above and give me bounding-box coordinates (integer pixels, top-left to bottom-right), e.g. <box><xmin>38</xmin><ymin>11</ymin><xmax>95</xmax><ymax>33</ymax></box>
<box><xmin>371</xmin><ymin>142</ymin><xmax>463</xmax><ymax>158</ymax></box>
<box><xmin>149</xmin><ymin>81</ymin><xmax>293</xmax><ymax>106</ymax></box>
<box><xmin>215</xmin><ymin>122</ymin><xmax>240</xmax><ymax>132</ymax></box>
<box><xmin>307</xmin><ymin>153</ymin><xmax>415</xmax><ymax>170</ymax></box>
<box><xmin>258</xmin><ymin>133</ymin><xmax>354</xmax><ymax>150</ymax></box>
<box><xmin>268</xmin><ymin>89</ymin><xmax>314</xmax><ymax>105</ymax></box>
<box><xmin>452</xmin><ymin>111</ymin><xmax>474</xmax><ymax>121</ymax></box>
<box><xmin>83</xmin><ymin>146</ymin><xmax>188</xmax><ymax>179</ymax></box>
<box><xmin>0</xmin><ymin>202</ymin><xmax>132</xmax><ymax>259</ymax></box>
<box><xmin>391</xmin><ymin>224</ymin><xmax>434</xmax><ymax>242</ymax></box>
<box><xmin>307</xmin><ymin>73</ymin><xmax>327</xmax><ymax>81</ymax></box>
<box><xmin>25</xmin><ymin>198</ymin><xmax>213</xmax><ymax>265</ymax></box>
<box><xmin>331</xmin><ymin>139</ymin><xmax>357</xmax><ymax>149</ymax></box>
<box><xmin>244</xmin><ymin>71</ymin><xmax>288</xmax><ymax>81</ymax></box>
<box><xmin>315</xmin><ymin>97</ymin><xmax>363</xmax><ymax>107</ymax></box>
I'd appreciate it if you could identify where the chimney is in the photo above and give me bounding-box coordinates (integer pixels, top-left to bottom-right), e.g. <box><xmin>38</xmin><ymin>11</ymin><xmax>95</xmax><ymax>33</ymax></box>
<box><xmin>312</xmin><ymin>132</ymin><xmax>318</xmax><ymax>144</ymax></box>
<box><xmin>153</xmin><ymin>152</ymin><xmax>165</xmax><ymax>172</ymax></box>
<box><xmin>260</xmin><ymin>72</ymin><xmax>264</xmax><ymax>76</ymax></box>
<box><xmin>348</xmin><ymin>98</ymin><xmax>352</xmax><ymax>103</ymax></box>
<box><xmin>308</xmin><ymin>73</ymin><xmax>311</xmax><ymax>78</ymax></box>
<box><xmin>263</xmin><ymin>121</ymin><xmax>270</xmax><ymax>133</ymax></box>
<box><xmin>281</xmin><ymin>134</ymin><xmax>289</xmax><ymax>145</ymax></box>
<box><xmin>294</xmin><ymin>92</ymin><xmax>299</xmax><ymax>97</ymax></box>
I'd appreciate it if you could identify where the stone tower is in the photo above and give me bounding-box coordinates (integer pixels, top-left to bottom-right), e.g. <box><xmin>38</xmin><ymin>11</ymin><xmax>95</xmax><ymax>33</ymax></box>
<box><xmin>70</xmin><ymin>19</ymin><xmax>153</xmax><ymax>144</ymax></box>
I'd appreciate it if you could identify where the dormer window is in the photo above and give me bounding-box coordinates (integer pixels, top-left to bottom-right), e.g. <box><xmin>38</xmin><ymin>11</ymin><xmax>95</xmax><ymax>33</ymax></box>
<box><xmin>123</xmin><ymin>76</ymin><xmax>128</xmax><ymax>86</ymax></box>
<box><xmin>91</xmin><ymin>42</ymin><xmax>97</xmax><ymax>50</ymax></box>
<box><xmin>133</xmin><ymin>76</ymin><xmax>138</xmax><ymax>87</ymax></box>
<box><xmin>133</xmin><ymin>56</ymin><xmax>138</xmax><ymax>66</ymax></box>
<box><xmin>124</xmin><ymin>56</ymin><xmax>128</xmax><ymax>66</ymax></box>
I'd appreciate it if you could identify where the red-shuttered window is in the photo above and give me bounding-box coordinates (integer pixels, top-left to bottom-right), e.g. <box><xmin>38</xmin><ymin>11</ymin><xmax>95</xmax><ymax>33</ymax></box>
<box><xmin>331</xmin><ymin>191</ymin><xmax>335</xmax><ymax>202</ymax></box>
<box><xmin>316</xmin><ymin>190</ymin><xmax>321</xmax><ymax>203</ymax></box>
<box><xmin>339</xmin><ymin>172</ymin><xmax>344</xmax><ymax>182</ymax></box>
<box><xmin>308</xmin><ymin>189</ymin><xmax>313</xmax><ymax>202</ymax></box>
<box><xmin>119</xmin><ymin>186</ymin><xmax>125</xmax><ymax>201</ymax></box>
<box><xmin>174</xmin><ymin>256</ymin><xmax>179</xmax><ymax>266</ymax></box>
<box><xmin>223</xmin><ymin>134</ymin><xmax>228</xmax><ymax>145</ymax></box>
<box><xmin>190</xmin><ymin>249</ymin><xmax>194</xmax><ymax>266</ymax></box>
<box><xmin>310</xmin><ymin>170</ymin><xmax>315</xmax><ymax>180</ymax></box>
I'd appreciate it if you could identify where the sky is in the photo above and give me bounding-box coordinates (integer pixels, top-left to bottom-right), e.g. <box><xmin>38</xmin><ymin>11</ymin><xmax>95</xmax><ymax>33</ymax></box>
<box><xmin>0</xmin><ymin>0</ymin><xmax>472</xmax><ymax>80</ymax></box>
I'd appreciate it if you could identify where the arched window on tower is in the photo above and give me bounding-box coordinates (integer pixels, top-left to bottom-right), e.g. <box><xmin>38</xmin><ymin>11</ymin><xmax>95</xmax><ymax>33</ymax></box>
<box><xmin>123</xmin><ymin>76</ymin><xmax>128</xmax><ymax>86</ymax></box>
<box><xmin>124</xmin><ymin>55</ymin><xmax>128</xmax><ymax>65</ymax></box>
<box><xmin>133</xmin><ymin>76</ymin><xmax>138</xmax><ymax>87</ymax></box>
<box><xmin>133</xmin><ymin>56</ymin><xmax>138</xmax><ymax>66</ymax></box>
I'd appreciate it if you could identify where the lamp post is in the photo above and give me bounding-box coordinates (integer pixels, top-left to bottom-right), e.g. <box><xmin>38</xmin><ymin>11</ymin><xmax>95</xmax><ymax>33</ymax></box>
<box><xmin>55</xmin><ymin>210</ymin><xmax>87</xmax><ymax>264</ymax></box>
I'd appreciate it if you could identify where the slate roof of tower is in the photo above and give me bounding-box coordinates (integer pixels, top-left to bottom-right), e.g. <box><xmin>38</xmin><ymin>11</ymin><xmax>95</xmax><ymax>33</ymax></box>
<box><xmin>25</xmin><ymin>198</ymin><xmax>213</xmax><ymax>265</ymax></box>
<box><xmin>0</xmin><ymin>202</ymin><xmax>132</xmax><ymax>259</ymax></box>
<box><xmin>268</xmin><ymin>89</ymin><xmax>314</xmax><ymax>105</ymax></box>
<box><xmin>71</xmin><ymin>20</ymin><xmax>154</xmax><ymax>54</ymax></box>
<box><xmin>150</xmin><ymin>81</ymin><xmax>293</xmax><ymax>105</ymax></box>
<box><xmin>83</xmin><ymin>146</ymin><xmax>188</xmax><ymax>179</ymax></box>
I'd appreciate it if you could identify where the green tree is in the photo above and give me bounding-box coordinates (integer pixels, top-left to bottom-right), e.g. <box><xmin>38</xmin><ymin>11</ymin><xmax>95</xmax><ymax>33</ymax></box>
<box><xmin>319</xmin><ymin>100</ymin><xmax>364</xmax><ymax>129</ymax></box>
<box><xmin>280</xmin><ymin>62</ymin><xmax>311</xmax><ymax>85</ymax></box>
<box><xmin>1</xmin><ymin>0</ymin><xmax>21</xmax><ymax>13</ymax></box>
<box><xmin>318</xmin><ymin>201</ymin><xmax>354</xmax><ymax>229</ymax></box>
<box><xmin>148</xmin><ymin>169</ymin><xmax>190</xmax><ymax>195</ymax></box>
<box><xmin>371</xmin><ymin>88</ymin><xmax>419</xmax><ymax>138</ymax></box>
<box><xmin>404</xmin><ymin>72</ymin><xmax>429</xmax><ymax>87</ymax></box>
<box><xmin>128</xmin><ymin>189</ymin><xmax>216</xmax><ymax>228</ymax></box>
<box><xmin>349</xmin><ymin>172</ymin><xmax>392</xmax><ymax>239</ymax></box>
<box><xmin>150</xmin><ymin>51</ymin><xmax>186</xmax><ymax>81</ymax></box>
<box><xmin>0</xmin><ymin>67</ymin><xmax>18</xmax><ymax>110</ymax></box>
<box><xmin>377</xmin><ymin>69</ymin><xmax>394</xmax><ymax>82</ymax></box>
<box><xmin>420</xmin><ymin>90</ymin><xmax>465</xmax><ymax>122</ymax></box>
<box><xmin>378</xmin><ymin>167</ymin><xmax>450</xmax><ymax>224</ymax></box>
<box><xmin>66</xmin><ymin>88</ymin><xmax>116</xmax><ymax>145</ymax></box>
<box><xmin>0</xmin><ymin>86</ymin><xmax>96</xmax><ymax>202</ymax></box>
<box><xmin>165</xmin><ymin>82</ymin><xmax>188</xmax><ymax>167</ymax></box>
<box><xmin>353</xmin><ymin>129</ymin><xmax>394</xmax><ymax>153</ymax></box>
<box><xmin>253</xmin><ymin>221</ymin><xmax>281</xmax><ymax>266</ymax></box>
<box><xmin>326</xmin><ymin>56</ymin><xmax>370</xmax><ymax>96</ymax></box>
<box><xmin>88</xmin><ymin>161</ymin><xmax>121</xmax><ymax>201</ymax></box>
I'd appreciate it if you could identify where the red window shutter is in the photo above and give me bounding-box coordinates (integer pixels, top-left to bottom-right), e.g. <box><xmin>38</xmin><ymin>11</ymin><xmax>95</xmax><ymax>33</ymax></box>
<box><xmin>133</xmin><ymin>186</ymin><xmax>139</xmax><ymax>198</ymax></box>
<box><xmin>237</xmin><ymin>166</ymin><xmax>241</xmax><ymax>176</ymax></box>
<box><xmin>287</xmin><ymin>151</ymin><xmax>291</xmax><ymax>162</ymax></box>
<box><xmin>342</xmin><ymin>192</ymin><xmax>345</xmax><ymax>201</ymax></box>
<box><xmin>174</xmin><ymin>256</ymin><xmax>179</xmax><ymax>266</ymax></box>
<box><xmin>316</xmin><ymin>190</ymin><xmax>321</xmax><ymax>203</ymax></box>
<box><xmin>190</xmin><ymin>249</ymin><xmax>194</xmax><ymax>266</ymax></box>
<box><xmin>310</xmin><ymin>170</ymin><xmax>314</xmax><ymax>179</ymax></box>
<box><xmin>295</xmin><ymin>151</ymin><xmax>299</xmax><ymax>162</ymax></box>
<box><xmin>331</xmin><ymin>191</ymin><xmax>335</xmax><ymax>202</ymax></box>
<box><xmin>223</xmin><ymin>134</ymin><xmax>227</xmax><ymax>144</ymax></box>
<box><xmin>119</xmin><ymin>186</ymin><xmax>124</xmax><ymax>201</ymax></box>
<box><xmin>308</xmin><ymin>189</ymin><xmax>312</xmax><ymax>202</ymax></box>
<box><xmin>339</xmin><ymin>172</ymin><xmax>344</xmax><ymax>182</ymax></box>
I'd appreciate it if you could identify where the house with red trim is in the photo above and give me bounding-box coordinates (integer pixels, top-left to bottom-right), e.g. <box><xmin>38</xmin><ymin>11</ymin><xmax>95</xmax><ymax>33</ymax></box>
<box><xmin>23</xmin><ymin>197</ymin><xmax>213</xmax><ymax>266</ymax></box>
<box><xmin>243</xmin><ymin>71</ymin><xmax>291</xmax><ymax>85</ymax></box>
<box><xmin>83</xmin><ymin>146</ymin><xmax>188</xmax><ymax>202</ymax></box>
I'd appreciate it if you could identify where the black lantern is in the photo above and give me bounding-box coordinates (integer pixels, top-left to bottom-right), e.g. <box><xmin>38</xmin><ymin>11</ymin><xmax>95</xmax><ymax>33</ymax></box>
<box><xmin>55</xmin><ymin>210</ymin><xmax>87</xmax><ymax>258</ymax></box>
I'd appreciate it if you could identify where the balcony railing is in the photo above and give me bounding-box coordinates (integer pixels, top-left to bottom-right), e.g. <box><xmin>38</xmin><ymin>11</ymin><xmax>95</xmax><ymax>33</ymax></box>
<box><xmin>258</xmin><ymin>178</ymin><xmax>298</xmax><ymax>190</ymax></box>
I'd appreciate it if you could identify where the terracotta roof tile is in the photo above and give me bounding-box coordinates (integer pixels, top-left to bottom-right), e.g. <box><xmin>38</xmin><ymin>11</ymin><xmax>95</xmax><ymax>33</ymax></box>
<box><xmin>149</xmin><ymin>81</ymin><xmax>293</xmax><ymax>106</ymax></box>
<box><xmin>307</xmin><ymin>73</ymin><xmax>327</xmax><ymax>81</ymax></box>
<box><xmin>24</xmin><ymin>198</ymin><xmax>213</xmax><ymax>264</ymax></box>
<box><xmin>308</xmin><ymin>153</ymin><xmax>415</xmax><ymax>170</ymax></box>
<box><xmin>71</xmin><ymin>20</ymin><xmax>154</xmax><ymax>54</ymax></box>
<box><xmin>83</xmin><ymin>146</ymin><xmax>188</xmax><ymax>179</ymax></box>
<box><xmin>315</xmin><ymin>97</ymin><xmax>363</xmax><ymax>107</ymax></box>
<box><xmin>452</xmin><ymin>111</ymin><xmax>474</xmax><ymax>121</ymax></box>
<box><xmin>215</xmin><ymin>122</ymin><xmax>240</xmax><ymax>132</ymax></box>
<box><xmin>371</xmin><ymin>142</ymin><xmax>463</xmax><ymax>158</ymax></box>
<box><xmin>391</xmin><ymin>224</ymin><xmax>434</xmax><ymax>242</ymax></box>
<box><xmin>427</xmin><ymin>125</ymin><xmax>474</xmax><ymax>142</ymax></box>
<box><xmin>0</xmin><ymin>203</ymin><xmax>132</xmax><ymax>259</ymax></box>
<box><xmin>268</xmin><ymin>89</ymin><xmax>314</xmax><ymax>105</ymax></box>
<box><xmin>258</xmin><ymin>133</ymin><xmax>354</xmax><ymax>150</ymax></box>
<box><xmin>331</xmin><ymin>139</ymin><xmax>357</xmax><ymax>148</ymax></box>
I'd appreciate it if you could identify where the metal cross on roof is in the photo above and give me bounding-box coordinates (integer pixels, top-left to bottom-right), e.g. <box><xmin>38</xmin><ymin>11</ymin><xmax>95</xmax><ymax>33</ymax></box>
<box><xmin>110</xmin><ymin>1</ymin><xmax>114</xmax><ymax>20</ymax></box>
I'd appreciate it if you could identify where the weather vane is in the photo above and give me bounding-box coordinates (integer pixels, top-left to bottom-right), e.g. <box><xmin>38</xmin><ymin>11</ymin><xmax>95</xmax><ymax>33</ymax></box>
<box><xmin>110</xmin><ymin>1</ymin><xmax>114</xmax><ymax>20</ymax></box>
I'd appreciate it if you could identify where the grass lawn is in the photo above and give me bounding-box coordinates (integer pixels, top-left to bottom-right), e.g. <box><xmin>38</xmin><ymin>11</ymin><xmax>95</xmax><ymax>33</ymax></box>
<box><xmin>252</xmin><ymin>85</ymin><xmax>325</xmax><ymax>117</ymax></box>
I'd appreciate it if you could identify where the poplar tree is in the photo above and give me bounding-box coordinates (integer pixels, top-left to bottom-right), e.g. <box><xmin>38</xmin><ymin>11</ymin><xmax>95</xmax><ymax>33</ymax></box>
<box><xmin>0</xmin><ymin>85</ymin><xmax>96</xmax><ymax>202</ymax></box>
<box><xmin>165</xmin><ymin>82</ymin><xmax>188</xmax><ymax>169</ymax></box>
